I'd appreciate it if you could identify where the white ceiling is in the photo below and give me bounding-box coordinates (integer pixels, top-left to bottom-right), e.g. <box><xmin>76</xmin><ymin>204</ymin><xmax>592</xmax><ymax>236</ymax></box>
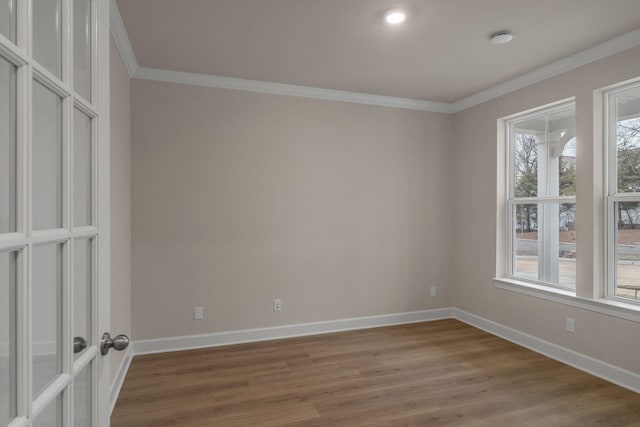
<box><xmin>116</xmin><ymin>0</ymin><xmax>640</xmax><ymax>103</ymax></box>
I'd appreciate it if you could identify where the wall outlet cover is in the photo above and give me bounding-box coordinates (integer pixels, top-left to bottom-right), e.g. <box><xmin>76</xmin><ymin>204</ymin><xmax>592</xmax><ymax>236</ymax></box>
<box><xmin>566</xmin><ymin>317</ymin><xmax>575</xmax><ymax>333</ymax></box>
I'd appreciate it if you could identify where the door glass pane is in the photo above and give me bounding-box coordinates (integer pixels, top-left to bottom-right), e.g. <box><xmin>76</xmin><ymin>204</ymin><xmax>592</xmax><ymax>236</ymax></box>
<box><xmin>33</xmin><ymin>395</ymin><xmax>62</xmax><ymax>427</ymax></box>
<box><xmin>73</xmin><ymin>364</ymin><xmax>91</xmax><ymax>426</ymax></box>
<box><xmin>0</xmin><ymin>251</ymin><xmax>17</xmax><ymax>426</ymax></box>
<box><xmin>73</xmin><ymin>239</ymin><xmax>91</xmax><ymax>358</ymax></box>
<box><xmin>33</xmin><ymin>0</ymin><xmax>62</xmax><ymax>78</ymax></box>
<box><xmin>0</xmin><ymin>56</ymin><xmax>16</xmax><ymax>233</ymax></box>
<box><xmin>616</xmin><ymin>88</ymin><xmax>640</xmax><ymax>193</ymax></box>
<box><xmin>73</xmin><ymin>0</ymin><xmax>91</xmax><ymax>100</ymax></box>
<box><xmin>74</xmin><ymin>109</ymin><xmax>91</xmax><ymax>226</ymax></box>
<box><xmin>33</xmin><ymin>81</ymin><xmax>63</xmax><ymax>230</ymax></box>
<box><xmin>33</xmin><ymin>243</ymin><xmax>62</xmax><ymax>397</ymax></box>
<box><xmin>0</xmin><ymin>0</ymin><xmax>16</xmax><ymax>43</ymax></box>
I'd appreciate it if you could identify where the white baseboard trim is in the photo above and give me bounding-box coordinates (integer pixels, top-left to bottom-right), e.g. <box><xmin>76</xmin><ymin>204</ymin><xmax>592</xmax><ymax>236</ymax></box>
<box><xmin>110</xmin><ymin>347</ymin><xmax>133</xmax><ymax>415</ymax></box>
<box><xmin>109</xmin><ymin>306</ymin><xmax>640</xmax><ymax>412</ymax></box>
<box><xmin>453</xmin><ymin>308</ymin><xmax>640</xmax><ymax>394</ymax></box>
<box><xmin>133</xmin><ymin>308</ymin><xmax>454</xmax><ymax>355</ymax></box>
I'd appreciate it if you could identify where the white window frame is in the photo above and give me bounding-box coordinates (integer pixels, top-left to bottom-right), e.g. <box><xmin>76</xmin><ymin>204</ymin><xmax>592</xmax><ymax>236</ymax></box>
<box><xmin>496</xmin><ymin>85</ymin><xmax>640</xmax><ymax>324</ymax></box>
<box><xmin>505</xmin><ymin>100</ymin><xmax>577</xmax><ymax>291</ymax></box>
<box><xmin>605</xmin><ymin>80</ymin><xmax>640</xmax><ymax>305</ymax></box>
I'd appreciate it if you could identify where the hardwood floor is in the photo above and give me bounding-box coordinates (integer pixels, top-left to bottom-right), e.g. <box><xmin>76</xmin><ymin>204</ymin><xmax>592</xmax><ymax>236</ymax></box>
<box><xmin>111</xmin><ymin>319</ymin><xmax>640</xmax><ymax>426</ymax></box>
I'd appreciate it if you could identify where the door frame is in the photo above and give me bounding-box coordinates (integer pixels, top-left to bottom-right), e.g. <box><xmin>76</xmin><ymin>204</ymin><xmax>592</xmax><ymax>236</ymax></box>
<box><xmin>96</xmin><ymin>0</ymin><xmax>110</xmax><ymax>425</ymax></box>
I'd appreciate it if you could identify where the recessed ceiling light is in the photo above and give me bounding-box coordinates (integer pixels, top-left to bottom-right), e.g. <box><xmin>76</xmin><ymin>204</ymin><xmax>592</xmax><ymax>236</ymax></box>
<box><xmin>384</xmin><ymin>9</ymin><xmax>407</xmax><ymax>25</ymax></box>
<box><xmin>490</xmin><ymin>31</ymin><xmax>514</xmax><ymax>45</ymax></box>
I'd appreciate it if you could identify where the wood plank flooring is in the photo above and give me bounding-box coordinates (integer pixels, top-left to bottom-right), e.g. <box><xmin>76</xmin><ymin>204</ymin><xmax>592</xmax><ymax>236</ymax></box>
<box><xmin>111</xmin><ymin>319</ymin><xmax>640</xmax><ymax>426</ymax></box>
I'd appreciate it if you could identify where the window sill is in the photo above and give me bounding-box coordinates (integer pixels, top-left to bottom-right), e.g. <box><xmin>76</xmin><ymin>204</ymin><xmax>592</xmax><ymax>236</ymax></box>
<box><xmin>493</xmin><ymin>277</ymin><xmax>640</xmax><ymax>324</ymax></box>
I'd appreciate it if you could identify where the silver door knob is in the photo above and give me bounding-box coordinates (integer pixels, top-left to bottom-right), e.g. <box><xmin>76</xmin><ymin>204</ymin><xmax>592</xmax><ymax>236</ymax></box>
<box><xmin>100</xmin><ymin>332</ymin><xmax>130</xmax><ymax>355</ymax></box>
<box><xmin>74</xmin><ymin>336</ymin><xmax>87</xmax><ymax>354</ymax></box>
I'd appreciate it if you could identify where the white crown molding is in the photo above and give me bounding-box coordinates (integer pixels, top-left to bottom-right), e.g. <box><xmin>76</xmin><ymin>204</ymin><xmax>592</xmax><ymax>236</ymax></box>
<box><xmin>110</xmin><ymin>347</ymin><xmax>133</xmax><ymax>414</ymax></box>
<box><xmin>109</xmin><ymin>0</ymin><xmax>138</xmax><ymax>77</ymax></box>
<box><xmin>451</xmin><ymin>27</ymin><xmax>640</xmax><ymax>113</ymax></box>
<box><xmin>133</xmin><ymin>308</ymin><xmax>453</xmax><ymax>355</ymax></box>
<box><xmin>109</xmin><ymin>4</ymin><xmax>640</xmax><ymax>113</ymax></box>
<box><xmin>133</xmin><ymin>67</ymin><xmax>454</xmax><ymax>113</ymax></box>
<box><xmin>453</xmin><ymin>308</ymin><xmax>640</xmax><ymax>394</ymax></box>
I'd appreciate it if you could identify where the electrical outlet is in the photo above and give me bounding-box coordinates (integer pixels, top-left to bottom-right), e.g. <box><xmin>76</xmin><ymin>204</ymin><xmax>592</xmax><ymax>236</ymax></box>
<box><xmin>194</xmin><ymin>306</ymin><xmax>204</xmax><ymax>320</ymax></box>
<box><xmin>273</xmin><ymin>299</ymin><xmax>282</xmax><ymax>312</ymax></box>
<box><xmin>430</xmin><ymin>286</ymin><xmax>437</xmax><ymax>297</ymax></box>
<box><xmin>566</xmin><ymin>317</ymin><xmax>575</xmax><ymax>333</ymax></box>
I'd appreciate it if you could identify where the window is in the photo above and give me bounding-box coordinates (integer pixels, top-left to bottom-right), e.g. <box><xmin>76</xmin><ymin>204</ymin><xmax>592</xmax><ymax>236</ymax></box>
<box><xmin>497</xmin><ymin>81</ymin><xmax>640</xmax><ymax>317</ymax></box>
<box><xmin>506</xmin><ymin>102</ymin><xmax>576</xmax><ymax>290</ymax></box>
<box><xmin>606</xmin><ymin>82</ymin><xmax>640</xmax><ymax>302</ymax></box>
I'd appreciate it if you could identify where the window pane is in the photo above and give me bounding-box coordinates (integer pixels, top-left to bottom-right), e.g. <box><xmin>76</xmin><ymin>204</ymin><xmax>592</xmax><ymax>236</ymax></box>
<box><xmin>33</xmin><ymin>0</ymin><xmax>62</xmax><ymax>78</ymax></box>
<box><xmin>0</xmin><ymin>251</ymin><xmax>17</xmax><ymax>426</ymax></box>
<box><xmin>0</xmin><ymin>0</ymin><xmax>16</xmax><ymax>43</ymax></box>
<box><xmin>513</xmin><ymin>108</ymin><xmax>576</xmax><ymax>198</ymax></box>
<box><xmin>614</xmin><ymin>201</ymin><xmax>640</xmax><ymax>301</ymax></box>
<box><xmin>33</xmin><ymin>81</ymin><xmax>63</xmax><ymax>230</ymax></box>
<box><xmin>33</xmin><ymin>394</ymin><xmax>62</xmax><ymax>427</ymax></box>
<box><xmin>558</xmin><ymin>203</ymin><xmax>577</xmax><ymax>288</ymax></box>
<box><xmin>73</xmin><ymin>364</ymin><xmax>91</xmax><ymax>426</ymax></box>
<box><xmin>0</xmin><ymin>56</ymin><xmax>16</xmax><ymax>233</ymax></box>
<box><xmin>514</xmin><ymin>203</ymin><xmax>539</xmax><ymax>281</ymax></box>
<box><xmin>73</xmin><ymin>239</ymin><xmax>91</xmax><ymax>358</ymax></box>
<box><xmin>513</xmin><ymin>202</ymin><xmax>576</xmax><ymax>288</ymax></box>
<box><xmin>513</xmin><ymin>130</ymin><xmax>544</xmax><ymax>197</ymax></box>
<box><xmin>74</xmin><ymin>109</ymin><xmax>92</xmax><ymax>226</ymax></box>
<box><xmin>73</xmin><ymin>0</ymin><xmax>91</xmax><ymax>100</ymax></box>
<box><xmin>547</xmin><ymin>108</ymin><xmax>576</xmax><ymax>197</ymax></box>
<box><xmin>616</xmin><ymin>88</ymin><xmax>640</xmax><ymax>193</ymax></box>
<box><xmin>33</xmin><ymin>243</ymin><xmax>62</xmax><ymax>398</ymax></box>
<box><xmin>559</xmin><ymin>137</ymin><xmax>576</xmax><ymax>196</ymax></box>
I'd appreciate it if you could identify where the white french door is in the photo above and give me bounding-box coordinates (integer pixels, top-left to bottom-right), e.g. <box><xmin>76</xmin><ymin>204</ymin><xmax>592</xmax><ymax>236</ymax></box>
<box><xmin>0</xmin><ymin>0</ymin><xmax>110</xmax><ymax>426</ymax></box>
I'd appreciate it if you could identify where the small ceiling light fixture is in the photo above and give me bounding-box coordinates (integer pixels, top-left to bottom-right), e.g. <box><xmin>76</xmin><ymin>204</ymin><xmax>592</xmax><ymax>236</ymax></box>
<box><xmin>384</xmin><ymin>8</ymin><xmax>407</xmax><ymax>25</ymax></box>
<box><xmin>490</xmin><ymin>31</ymin><xmax>514</xmax><ymax>45</ymax></box>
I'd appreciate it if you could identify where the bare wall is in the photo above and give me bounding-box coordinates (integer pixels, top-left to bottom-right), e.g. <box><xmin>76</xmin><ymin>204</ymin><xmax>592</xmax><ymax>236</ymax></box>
<box><xmin>110</xmin><ymin>35</ymin><xmax>132</xmax><ymax>379</ymax></box>
<box><xmin>451</xmin><ymin>46</ymin><xmax>640</xmax><ymax>374</ymax></box>
<box><xmin>131</xmin><ymin>80</ymin><xmax>453</xmax><ymax>340</ymax></box>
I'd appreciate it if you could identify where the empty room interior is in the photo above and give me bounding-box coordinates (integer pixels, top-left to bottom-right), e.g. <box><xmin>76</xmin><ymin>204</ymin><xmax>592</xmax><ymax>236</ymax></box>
<box><xmin>3</xmin><ymin>0</ymin><xmax>640</xmax><ymax>426</ymax></box>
